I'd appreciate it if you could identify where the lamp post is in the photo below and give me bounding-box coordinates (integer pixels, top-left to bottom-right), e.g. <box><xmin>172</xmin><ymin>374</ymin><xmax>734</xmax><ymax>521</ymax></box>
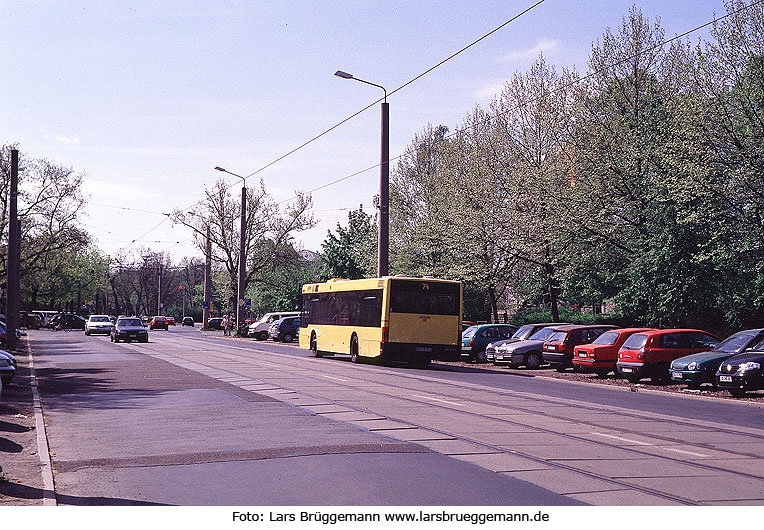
<box><xmin>214</xmin><ymin>166</ymin><xmax>247</xmax><ymax>335</ymax></box>
<box><xmin>334</xmin><ymin>70</ymin><xmax>389</xmax><ymax>277</ymax></box>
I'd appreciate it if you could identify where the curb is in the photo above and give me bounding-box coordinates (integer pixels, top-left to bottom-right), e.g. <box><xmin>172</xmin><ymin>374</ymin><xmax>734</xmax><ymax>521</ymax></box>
<box><xmin>26</xmin><ymin>338</ymin><xmax>56</xmax><ymax>506</ymax></box>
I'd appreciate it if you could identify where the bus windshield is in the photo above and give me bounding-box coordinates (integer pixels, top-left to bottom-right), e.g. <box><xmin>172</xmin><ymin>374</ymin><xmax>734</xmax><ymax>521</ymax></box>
<box><xmin>389</xmin><ymin>280</ymin><xmax>460</xmax><ymax>316</ymax></box>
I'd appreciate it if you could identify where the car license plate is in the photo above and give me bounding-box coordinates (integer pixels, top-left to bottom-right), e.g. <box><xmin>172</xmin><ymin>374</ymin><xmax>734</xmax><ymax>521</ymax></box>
<box><xmin>672</xmin><ymin>371</ymin><xmax>682</xmax><ymax>379</ymax></box>
<box><xmin>416</xmin><ymin>347</ymin><xmax>432</xmax><ymax>352</ymax></box>
<box><xmin>461</xmin><ymin>346</ymin><xmax>471</xmax><ymax>351</ymax></box>
<box><xmin>495</xmin><ymin>355</ymin><xmax>503</xmax><ymax>360</ymax></box>
<box><xmin>621</xmin><ymin>367</ymin><xmax>633</xmax><ymax>373</ymax></box>
<box><xmin>720</xmin><ymin>375</ymin><xmax>732</xmax><ymax>382</ymax></box>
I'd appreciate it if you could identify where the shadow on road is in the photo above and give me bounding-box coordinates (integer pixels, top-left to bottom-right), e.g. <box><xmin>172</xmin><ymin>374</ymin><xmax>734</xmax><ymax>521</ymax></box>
<box><xmin>0</xmin><ymin>476</ymin><xmax>166</xmax><ymax>505</ymax></box>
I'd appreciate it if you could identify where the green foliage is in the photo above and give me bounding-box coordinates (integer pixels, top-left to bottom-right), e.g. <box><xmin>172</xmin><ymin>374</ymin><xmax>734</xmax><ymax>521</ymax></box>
<box><xmin>320</xmin><ymin>205</ymin><xmax>376</xmax><ymax>280</ymax></box>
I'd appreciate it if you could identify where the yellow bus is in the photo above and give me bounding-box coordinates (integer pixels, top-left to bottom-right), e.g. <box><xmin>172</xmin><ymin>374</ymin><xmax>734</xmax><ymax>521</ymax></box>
<box><xmin>299</xmin><ymin>276</ymin><xmax>462</xmax><ymax>368</ymax></box>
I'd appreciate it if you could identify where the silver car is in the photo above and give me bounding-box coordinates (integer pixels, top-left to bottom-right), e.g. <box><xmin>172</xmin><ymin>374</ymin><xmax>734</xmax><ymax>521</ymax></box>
<box><xmin>493</xmin><ymin>325</ymin><xmax>566</xmax><ymax>369</ymax></box>
<box><xmin>0</xmin><ymin>349</ymin><xmax>17</xmax><ymax>386</ymax></box>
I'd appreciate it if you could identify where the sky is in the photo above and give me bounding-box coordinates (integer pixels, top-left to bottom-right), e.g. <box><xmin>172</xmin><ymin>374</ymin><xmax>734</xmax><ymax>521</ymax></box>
<box><xmin>0</xmin><ymin>0</ymin><xmax>732</xmax><ymax>263</ymax></box>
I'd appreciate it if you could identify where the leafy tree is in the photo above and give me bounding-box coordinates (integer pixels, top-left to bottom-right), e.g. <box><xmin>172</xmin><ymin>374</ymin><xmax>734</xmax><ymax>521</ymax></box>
<box><xmin>172</xmin><ymin>179</ymin><xmax>314</xmax><ymax>314</ymax></box>
<box><xmin>321</xmin><ymin>205</ymin><xmax>376</xmax><ymax>280</ymax></box>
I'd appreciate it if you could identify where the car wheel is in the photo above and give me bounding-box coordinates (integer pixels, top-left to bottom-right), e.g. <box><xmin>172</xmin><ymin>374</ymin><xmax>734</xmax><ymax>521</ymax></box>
<box><xmin>625</xmin><ymin>374</ymin><xmax>641</xmax><ymax>384</ymax></box>
<box><xmin>311</xmin><ymin>333</ymin><xmax>322</xmax><ymax>358</ymax></box>
<box><xmin>258</xmin><ymin>331</ymin><xmax>268</xmax><ymax>341</ymax></box>
<box><xmin>554</xmin><ymin>365</ymin><xmax>566</xmax><ymax>373</ymax></box>
<box><xmin>594</xmin><ymin>368</ymin><xmax>610</xmax><ymax>378</ymax></box>
<box><xmin>476</xmin><ymin>349</ymin><xmax>487</xmax><ymax>363</ymax></box>
<box><xmin>651</xmin><ymin>364</ymin><xmax>671</xmax><ymax>385</ymax></box>
<box><xmin>350</xmin><ymin>335</ymin><xmax>360</xmax><ymax>363</ymax></box>
<box><xmin>525</xmin><ymin>351</ymin><xmax>542</xmax><ymax>370</ymax></box>
<box><xmin>283</xmin><ymin>333</ymin><xmax>293</xmax><ymax>343</ymax></box>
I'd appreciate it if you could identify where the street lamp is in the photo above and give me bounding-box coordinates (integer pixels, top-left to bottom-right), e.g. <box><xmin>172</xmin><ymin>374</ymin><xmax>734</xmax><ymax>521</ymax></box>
<box><xmin>334</xmin><ymin>70</ymin><xmax>389</xmax><ymax>277</ymax></box>
<box><xmin>215</xmin><ymin>166</ymin><xmax>247</xmax><ymax>335</ymax></box>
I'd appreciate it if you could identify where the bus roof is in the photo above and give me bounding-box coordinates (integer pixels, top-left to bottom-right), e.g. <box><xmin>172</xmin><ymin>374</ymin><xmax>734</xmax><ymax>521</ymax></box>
<box><xmin>301</xmin><ymin>276</ymin><xmax>460</xmax><ymax>294</ymax></box>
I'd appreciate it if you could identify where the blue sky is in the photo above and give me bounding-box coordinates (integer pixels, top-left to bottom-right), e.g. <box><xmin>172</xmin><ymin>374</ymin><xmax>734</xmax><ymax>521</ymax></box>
<box><xmin>0</xmin><ymin>1</ymin><xmax>730</xmax><ymax>261</ymax></box>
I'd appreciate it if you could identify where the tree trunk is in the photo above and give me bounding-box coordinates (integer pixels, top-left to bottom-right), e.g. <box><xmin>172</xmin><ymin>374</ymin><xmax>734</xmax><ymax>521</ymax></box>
<box><xmin>544</xmin><ymin>263</ymin><xmax>559</xmax><ymax>322</ymax></box>
<box><xmin>487</xmin><ymin>288</ymin><xmax>499</xmax><ymax>323</ymax></box>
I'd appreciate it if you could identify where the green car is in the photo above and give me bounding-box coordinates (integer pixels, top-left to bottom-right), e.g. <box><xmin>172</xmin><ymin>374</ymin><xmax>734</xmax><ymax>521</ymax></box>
<box><xmin>670</xmin><ymin>328</ymin><xmax>764</xmax><ymax>389</ymax></box>
<box><xmin>461</xmin><ymin>324</ymin><xmax>518</xmax><ymax>363</ymax></box>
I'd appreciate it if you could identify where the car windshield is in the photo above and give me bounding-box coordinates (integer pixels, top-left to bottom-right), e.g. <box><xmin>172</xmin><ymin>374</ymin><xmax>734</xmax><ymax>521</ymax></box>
<box><xmin>511</xmin><ymin>325</ymin><xmax>535</xmax><ymax>340</ymax></box>
<box><xmin>118</xmin><ymin>318</ymin><xmax>142</xmax><ymax>327</ymax></box>
<box><xmin>529</xmin><ymin>327</ymin><xmax>555</xmax><ymax>341</ymax></box>
<box><xmin>592</xmin><ymin>331</ymin><xmax>619</xmax><ymax>345</ymax></box>
<box><xmin>462</xmin><ymin>326</ymin><xmax>477</xmax><ymax>338</ymax></box>
<box><xmin>716</xmin><ymin>331</ymin><xmax>763</xmax><ymax>353</ymax></box>
<box><xmin>547</xmin><ymin>331</ymin><xmax>568</xmax><ymax>342</ymax></box>
<box><xmin>90</xmin><ymin>316</ymin><xmax>110</xmax><ymax>322</ymax></box>
<box><xmin>622</xmin><ymin>333</ymin><xmax>648</xmax><ymax>350</ymax></box>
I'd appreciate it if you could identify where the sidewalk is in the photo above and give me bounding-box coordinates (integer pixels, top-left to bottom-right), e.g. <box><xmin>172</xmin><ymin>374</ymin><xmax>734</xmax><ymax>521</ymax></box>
<box><xmin>0</xmin><ymin>336</ymin><xmax>45</xmax><ymax>505</ymax></box>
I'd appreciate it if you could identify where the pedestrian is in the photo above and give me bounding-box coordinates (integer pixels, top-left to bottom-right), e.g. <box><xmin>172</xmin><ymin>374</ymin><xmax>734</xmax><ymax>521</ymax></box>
<box><xmin>223</xmin><ymin>314</ymin><xmax>232</xmax><ymax>336</ymax></box>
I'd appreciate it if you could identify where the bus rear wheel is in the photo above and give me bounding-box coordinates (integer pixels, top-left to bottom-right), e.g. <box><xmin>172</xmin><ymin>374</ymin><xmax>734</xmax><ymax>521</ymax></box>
<box><xmin>350</xmin><ymin>335</ymin><xmax>360</xmax><ymax>363</ymax></box>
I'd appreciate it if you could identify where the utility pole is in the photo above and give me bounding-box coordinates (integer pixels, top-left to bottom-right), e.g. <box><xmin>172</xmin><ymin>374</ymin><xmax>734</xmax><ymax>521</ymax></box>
<box><xmin>6</xmin><ymin>149</ymin><xmax>20</xmax><ymax>350</ymax></box>
<box><xmin>203</xmin><ymin>226</ymin><xmax>212</xmax><ymax>328</ymax></box>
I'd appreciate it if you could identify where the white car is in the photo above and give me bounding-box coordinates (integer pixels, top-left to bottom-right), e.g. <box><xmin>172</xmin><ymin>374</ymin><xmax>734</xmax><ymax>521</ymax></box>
<box><xmin>248</xmin><ymin>311</ymin><xmax>300</xmax><ymax>340</ymax></box>
<box><xmin>85</xmin><ymin>315</ymin><xmax>115</xmax><ymax>336</ymax></box>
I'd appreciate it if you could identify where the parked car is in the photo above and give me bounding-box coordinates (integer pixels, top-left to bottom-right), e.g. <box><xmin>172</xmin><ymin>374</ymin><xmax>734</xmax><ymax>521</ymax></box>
<box><xmin>486</xmin><ymin>323</ymin><xmax>559</xmax><ymax>363</ymax></box>
<box><xmin>268</xmin><ymin>316</ymin><xmax>301</xmax><ymax>342</ymax></box>
<box><xmin>248</xmin><ymin>312</ymin><xmax>300</xmax><ymax>340</ymax></box>
<box><xmin>207</xmin><ymin>317</ymin><xmax>224</xmax><ymax>330</ymax></box>
<box><xmin>20</xmin><ymin>311</ymin><xmax>42</xmax><ymax>329</ymax></box>
<box><xmin>573</xmin><ymin>328</ymin><xmax>655</xmax><ymax>377</ymax></box>
<box><xmin>671</xmin><ymin>328</ymin><xmax>764</xmax><ymax>389</ymax></box>
<box><xmin>461</xmin><ymin>324</ymin><xmax>518</xmax><ymax>363</ymax></box>
<box><xmin>182</xmin><ymin>316</ymin><xmax>194</xmax><ymax>327</ymax></box>
<box><xmin>542</xmin><ymin>324</ymin><xmax>618</xmax><ymax>372</ymax></box>
<box><xmin>461</xmin><ymin>320</ymin><xmax>478</xmax><ymax>332</ymax></box>
<box><xmin>493</xmin><ymin>324</ymin><xmax>568</xmax><ymax>369</ymax></box>
<box><xmin>166</xmin><ymin>316</ymin><xmax>176</xmax><ymax>326</ymax></box>
<box><xmin>0</xmin><ymin>349</ymin><xmax>17</xmax><ymax>386</ymax></box>
<box><xmin>85</xmin><ymin>314</ymin><xmax>115</xmax><ymax>336</ymax></box>
<box><xmin>50</xmin><ymin>313</ymin><xmax>87</xmax><ymax>330</ymax></box>
<box><xmin>110</xmin><ymin>317</ymin><xmax>149</xmax><ymax>343</ymax></box>
<box><xmin>716</xmin><ymin>352</ymin><xmax>764</xmax><ymax>397</ymax></box>
<box><xmin>616</xmin><ymin>329</ymin><xmax>721</xmax><ymax>384</ymax></box>
<box><xmin>149</xmin><ymin>316</ymin><xmax>169</xmax><ymax>330</ymax></box>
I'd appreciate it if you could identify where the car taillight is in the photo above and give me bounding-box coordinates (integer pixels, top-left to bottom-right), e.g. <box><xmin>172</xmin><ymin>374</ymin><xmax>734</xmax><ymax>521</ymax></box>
<box><xmin>381</xmin><ymin>326</ymin><xmax>388</xmax><ymax>343</ymax></box>
<box><xmin>469</xmin><ymin>338</ymin><xmax>474</xmax><ymax>347</ymax></box>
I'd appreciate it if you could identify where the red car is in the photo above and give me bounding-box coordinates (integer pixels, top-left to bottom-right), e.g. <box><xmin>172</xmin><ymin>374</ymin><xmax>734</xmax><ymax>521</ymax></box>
<box><xmin>616</xmin><ymin>329</ymin><xmax>721</xmax><ymax>384</ymax></box>
<box><xmin>166</xmin><ymin>316</ymin><xmax>176</xmax><ymax>326</ymax></box>
<box><xmin>542</xmin><ymin>324</ymin><xmax>618</xmax><ymax>372</ymax></box>
<box><xmin>573</xmin><ymin>328</ymin><xmax>655</xmax><ymax>377</ymax></box>
<box><xmin>149</xmin><ymin>316</ymin><xmax>169</xmax><ymax>330</ymax></box>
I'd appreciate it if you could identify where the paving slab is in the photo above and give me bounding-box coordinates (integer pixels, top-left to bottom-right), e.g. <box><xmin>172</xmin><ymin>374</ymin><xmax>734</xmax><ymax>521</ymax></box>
<box><xmin>472</xmin><ymin>431</ymin><xmax>573</xmax><ymax>446</ymax></box>
<box><xmin>454</xmin><ymin>453</ymin><xmax>552</xmax><ymax>472</ymax></box>
<box><xmin>518</xmin><ymin>443</ymin><xmax>641</xmax><ymax>461</ymax></box>
<box><xmin>299</xmin><ymin>404</ymin><xmax>356</xmax><ymax>414</ymax></box>
<box><xmin>556</xmin><ymin>458</ymin><xmax>718</xmax><ymax>478</ymax></box>
<box><xmin>377</xmin><ymin>428</ymin><xmax>456</xmax><ymax>441</ymax></box>
<box><xmin>621</xmin><ymin>475</ymin><xmax>764</xmax><ymax>502</ymax></box>
<box><xmin>347</xmin><ymin>419</ymin><xmax>416</xmax><ymax>431</ymax></box>
<box><xmin>502</xmin><ymin>468</ymin><xmax>632</xmax><ymax>495</ymax></box>
<box><xmin>413</xmin><ymin>439</ymin><xmax>499</xmax><ymax>455</ymax></box>
<box><xmin>566</xmin><ymin>488</ymin><xmax>685</xmax><ymax>506</ymax></box>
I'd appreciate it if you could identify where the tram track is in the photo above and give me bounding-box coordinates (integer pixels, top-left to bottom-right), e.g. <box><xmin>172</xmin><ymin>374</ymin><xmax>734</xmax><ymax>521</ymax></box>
<box><xmin>143</xmin><ymin>333</ymin><xmax>764</xmax><ymax>505</ymax></box>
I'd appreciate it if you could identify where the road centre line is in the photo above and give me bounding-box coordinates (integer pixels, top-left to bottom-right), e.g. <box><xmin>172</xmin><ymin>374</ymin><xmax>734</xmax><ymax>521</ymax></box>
<box><xmin>591</xmin><ymin>432</ymin><xmax>653</xmax><ymax>446</ymax></box>
<box><xmin>315</xmin><ymin>374</ymin><xmax>349</xmax><ymax>382</ymax></box>
<box><xmin>413</xmin><ymin>394</ymin><xmax>464</xmax><ymax>406</ymax></box>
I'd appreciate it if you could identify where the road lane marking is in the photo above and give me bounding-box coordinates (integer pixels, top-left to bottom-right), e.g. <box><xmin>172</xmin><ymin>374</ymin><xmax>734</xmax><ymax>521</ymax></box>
<box><xmin>661</xmin><ymin>447</ymin><xmax>710</xmax><ymax>458</ymax></box>
<box><xmin>413</xmin><ymin>394</ymin><xmax>464</xmax><ymax>406</ymax></box>
<box><xmin>591</xmin><ymin>432</ymin><xmax>652</xmax><ymax>446</ymax></box>
<box><xmin>315</xmin><ymin>374</ymin><xmax>349</xmax><ymax>382</ymax></box>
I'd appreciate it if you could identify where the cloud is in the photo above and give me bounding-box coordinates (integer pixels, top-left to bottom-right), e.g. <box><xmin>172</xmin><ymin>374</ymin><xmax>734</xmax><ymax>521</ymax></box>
<box><xmin>502</xmin><ymin>38</ymin><xmax>558</xmax><ymax>62</ymax></box>
<box><xmin>55</xmin><ymin>135</ymin><xmax>81</xmax><ymax>145</ymax></box>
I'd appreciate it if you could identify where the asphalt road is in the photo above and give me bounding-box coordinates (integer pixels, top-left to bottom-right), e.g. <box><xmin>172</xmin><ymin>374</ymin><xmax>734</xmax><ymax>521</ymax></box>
<box><xmin>27</xmin><ymin>326</ymin><xmax>764</xmax><ymax>506</ymax></box>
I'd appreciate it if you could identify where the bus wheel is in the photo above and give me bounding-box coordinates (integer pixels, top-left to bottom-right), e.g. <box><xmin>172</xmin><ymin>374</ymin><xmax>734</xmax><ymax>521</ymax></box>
<box><xmin>311</xmin><ymin>333</ymin><xmax>322</xmax><ymax>358</ymax></box>
<box><xmin>350</xmin><ymin>335</ymin><xmax>360</xmax><ymax>363</ymax></box>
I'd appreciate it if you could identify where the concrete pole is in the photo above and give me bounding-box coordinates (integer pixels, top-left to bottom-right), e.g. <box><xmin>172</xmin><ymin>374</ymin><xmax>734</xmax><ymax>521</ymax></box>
<box><xmin>236</xmin><ymin>186</ymin><xmax>246</xmax><ymax>335</ymax></box>
<box><xmin>6</xmin><ymin>149</ymin><xmax>20</xmax><ymax>350</ymax></box>
<box><xmin>203</xmin><ymin>227</ymin><xmax>212</xmax><ymax>328</ymax></box>
<box><xmin>378</xmin><ymin>101</ymin><xmax>389</xmax><ymax>278</ymax></box>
